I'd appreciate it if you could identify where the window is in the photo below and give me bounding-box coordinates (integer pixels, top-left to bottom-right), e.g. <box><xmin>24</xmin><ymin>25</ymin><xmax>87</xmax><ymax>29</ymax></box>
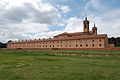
<box><xmin>70</xmin><ymin>41</ymin><xmax>73</xmax><ymax>43</ymax></box>
<box><xmin>99</xmin><ymin>40</ymin><xmax>102</xmax><ymax>42</ymax></box>
<box><xmin>61</xmin><ymin>41</ymin><xmax>62</xmax><ymax>43</ymax></box>
<box><xmin>66</xmin><ymin>41</ymin><xmax>68</xmax><ymax>43</ymax></box>
<box><xmin>66</xmin><ymin>45</ymin><xmax>68</xmax><ymax>47</ymax></box>
<box><xmin>76</xmin><ymin>41</ymin><xmax>78</xmax><ymax>43</ymax></box>
<box><xmin>92</xmin><ymin>44</ymin><xmax>94</xmax><ymax>47</ymax></box>
<box><xmin>86</xmin><ymin>44</ymin><xmax>88</xmax><ymax>47</ymax></box>
<box><xmin>70</xmin><ymin>45</ymin><xmax>73</xmax><ymax>47</ymax></box>
<box><xmin>85</xmin><ymin>24</ymin><xmax>86</xmax><ymax>28</ymax></box>
<box><xmin>99</xmin><ymin>44</ymin><xmax>101</xmax><ymax>46</ymax></box>
<box><xmin>85</xmin><ymin>40</ymin><xmax>88</xmax><ymax>42</ymax></box>
<box><xmin>61</xmin><ymin>36</ymin><xmax>64</xmax><ymax>38</ymax></box>
<box><xmin>76</xmin><ymin>45</ymin><xmax>78</xmax><ymax>47</ymax></box>
<box><xmin>80</xmin><ymin>44</ymin><xmax>82</xmax><ymax>47</ymax></box>
<box><xmin>53</xmin><ymin>45</ymin><xmax>54</xmax><ymax>47</ymax></box>
<box><xmin>80</xmin><ymin>40</ymin><xmax>82</xmax><ymax>43</ymax></box>
<box><xmin>61</xmin><ymin>45</ymin><xmax>62</xmax><ymax>47</ymax></box>
<box><xmin>92</xmin><ymin>40</ymin><xmax>94</xmax><ymax>42</ymax></box>
<box><xmin>50</xmin><ymin>45</ymin><xmax>51</xmax><ymax>47</ymax></box>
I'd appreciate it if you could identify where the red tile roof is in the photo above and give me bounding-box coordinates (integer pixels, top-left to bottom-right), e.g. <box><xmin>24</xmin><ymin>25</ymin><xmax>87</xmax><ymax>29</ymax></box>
<box><xmin>54</xmin><ymin>32</ymin><xmax>93</xmax><ymax>37</ymax></box>
<box><xmin>9</xmin><ymin>33</ymin><xmax>107</xmax><ymax>44</ymax></box>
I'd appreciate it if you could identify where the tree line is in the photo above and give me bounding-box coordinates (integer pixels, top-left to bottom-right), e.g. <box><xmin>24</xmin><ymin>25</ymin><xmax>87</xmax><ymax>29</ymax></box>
<box><xmin>108</xmin><ymin>37</ymin><xmax>120</xmax><ymax>47</ymax></box>
<box><xmin>0</xmin><ymin>42</ymin><xmax>7</xmax><ymax>48</ymax></box>
<box><xmin>0</xmin><ymin>37</ymin><xmax>120</xmax><ymax>48</ymax></box>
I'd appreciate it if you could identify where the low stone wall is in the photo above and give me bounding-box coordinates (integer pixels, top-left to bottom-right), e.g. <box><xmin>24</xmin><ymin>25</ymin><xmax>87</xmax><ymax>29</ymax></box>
<box><xmin>0</xmin><ymin>48</ymin><xmax>7</xmax><ymax>49</ymax></box>
<box><xmin>108</xmin><ymin>44</ymin><xmax>115</xmax><ymax>48</ymax></box>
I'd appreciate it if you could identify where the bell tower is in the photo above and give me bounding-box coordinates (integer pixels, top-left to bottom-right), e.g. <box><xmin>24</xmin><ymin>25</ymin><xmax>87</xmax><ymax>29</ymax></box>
<box><xmin>83</xmin><ymin>17</ymin><xmax>89</xmax><ymax>33</ymax></box>
<box><xmin>92</xmin><ymin>23</ymin><xmax>97</xmax><ymax>35</ymax></box>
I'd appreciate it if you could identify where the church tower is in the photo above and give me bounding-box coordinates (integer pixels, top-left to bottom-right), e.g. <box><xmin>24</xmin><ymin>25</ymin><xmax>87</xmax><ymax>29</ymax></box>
<box><xmin>83</xmin><ymin>17</ymin><xmax>89</xmax><ymax>33</ymax></box>
<box><xmin>91</xmin><ymin>23</ymin><xmax>97</xmax><ymax>35</ymax></box>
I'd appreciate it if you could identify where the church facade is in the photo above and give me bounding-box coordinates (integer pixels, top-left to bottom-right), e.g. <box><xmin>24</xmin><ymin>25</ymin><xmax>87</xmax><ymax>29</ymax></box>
<box><xmin>7</xmin><ymin>18</ymin><xmax>112</xmax><ymax>50</ymax></box>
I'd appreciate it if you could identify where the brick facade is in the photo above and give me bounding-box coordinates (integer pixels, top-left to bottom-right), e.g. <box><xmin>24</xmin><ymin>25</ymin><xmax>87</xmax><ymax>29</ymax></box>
<box><xmin>7</xmin><ymin>18</ymin><xmax>113</xmax><ymax>49</ymax></box>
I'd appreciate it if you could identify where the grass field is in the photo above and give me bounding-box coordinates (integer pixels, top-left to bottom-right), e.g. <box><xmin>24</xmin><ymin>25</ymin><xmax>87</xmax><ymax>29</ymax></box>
<box><xmin>0</xmin><ymin>49</ymin><xmax>120</xmax><ymax>80</ymax></box>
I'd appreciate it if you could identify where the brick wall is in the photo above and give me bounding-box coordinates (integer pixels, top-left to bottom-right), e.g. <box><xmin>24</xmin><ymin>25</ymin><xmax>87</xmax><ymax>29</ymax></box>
<box><xmin>7</xmin><ymin>47</ymin><xmax>120</xmax><ymax>51</ymax></box>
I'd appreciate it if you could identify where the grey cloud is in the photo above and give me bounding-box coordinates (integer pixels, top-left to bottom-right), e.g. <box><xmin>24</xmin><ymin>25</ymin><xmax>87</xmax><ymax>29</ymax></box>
<box><xmin>0</xmin><ymin>1</ymin><xmax>61</xmax><ymax>42</ymax></box>
<box><xmin>2</xmin><ymin>7</ymin><xmax>29</xmax><ymax>23</ymax></box>
<box><xmin>0</xmin><ymin>2</ymin><xmax>60</xmax><ymax>24</ymax></box>
<box><xmin>32</xmin><ymin>10</ymin><xmax>59</xmax><ymax>24</ymax></box>
<box><xmin>23</xmin><ymin>3</ymin><xmax>60</xmax><ymax>24</ymax></box>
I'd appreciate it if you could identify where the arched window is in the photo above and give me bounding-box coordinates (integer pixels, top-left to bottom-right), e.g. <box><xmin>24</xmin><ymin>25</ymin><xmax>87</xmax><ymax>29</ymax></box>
<box><xmin>85</xmin><ymin>24</ymin><xmax>86</xmax><ymax>28</ymax></box>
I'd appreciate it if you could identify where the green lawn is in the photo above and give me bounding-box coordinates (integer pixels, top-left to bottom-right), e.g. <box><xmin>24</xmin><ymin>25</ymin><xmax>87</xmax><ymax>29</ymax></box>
<box><xmin>0</xmin><ymin>49</ymin><xmax>120</xmax><ymax>80</ymax></box>
<box><xmin>116</xmin><ymin>46</ymin><xmax>120</xmax><ymax>48</ymax></box>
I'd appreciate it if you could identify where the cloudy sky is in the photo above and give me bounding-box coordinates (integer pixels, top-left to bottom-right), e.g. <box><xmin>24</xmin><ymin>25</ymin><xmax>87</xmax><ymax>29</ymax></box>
<box><xmin>0</xmin><ymin>0</ymin><xmax>120</xmax><ymax>42</ymax></box>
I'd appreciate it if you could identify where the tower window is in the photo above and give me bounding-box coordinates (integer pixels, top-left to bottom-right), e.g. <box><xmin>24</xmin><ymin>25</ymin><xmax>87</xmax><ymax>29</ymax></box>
<box><xmin>85</xmin><ymin>24</ymin><xmax>86</xmax><ymax>28</ymax></box>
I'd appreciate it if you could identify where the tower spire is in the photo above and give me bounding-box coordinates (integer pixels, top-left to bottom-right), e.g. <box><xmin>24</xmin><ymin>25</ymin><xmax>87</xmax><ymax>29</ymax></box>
<box><xmin>85</xmin><ymin>15</ymin><xmax>87</xmax><ymax>20</ymax></box>
<box><xmin>94</xmin><ymin>22</ymin><xmax>95</xmax><ymax>27</ymax></box>
<box><xmin>83</xmin><ymin>16</ymin><xmax>89</xmax><ymax>33</ymax></box>
<box><xmin>92</xmin><ymin>22</ymin><xmax>97</xmax><ymax>35</ymax></box>
<box><xmin>85</xmin><ymin>17</ymin><xmax>87</xmax><ymax>20</ymax></box>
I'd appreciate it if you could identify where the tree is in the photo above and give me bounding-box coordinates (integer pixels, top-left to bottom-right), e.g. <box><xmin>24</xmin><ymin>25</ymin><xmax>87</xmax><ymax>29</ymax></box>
<box><xmin>7</xmin><ymin>40</ymin><xmax>12</xmax><ymax>43</ymax></box>
<box><xmin>108</xmin><ymin>37</ymin><xmax>120</xmax><ymax>47</ymax></box>
<box><xmin>0</xmin><ymin>42</ymin><xmax>7</xmax><ymax>48</ymax></box>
